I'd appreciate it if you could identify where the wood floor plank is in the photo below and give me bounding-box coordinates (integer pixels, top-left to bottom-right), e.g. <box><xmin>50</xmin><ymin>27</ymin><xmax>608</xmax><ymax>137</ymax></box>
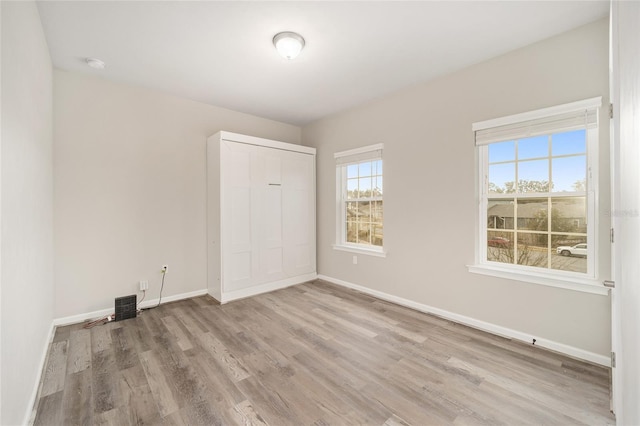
<box><xmin>312</xmin><ymin>306</ymin><xmax>378</xmax><ymax>339</ymax></box>
<box><xmin>126</xmin><ymin>318</ymin><xmax>156</xmax><ymax>354</ymax></box>
<box><xmin>196</xmin><ymin>306</ymin><xmax>257</xmax><ymax>357</ymax></box>
<box><xmin>111</xmin><ymin>326</ymin><xmax>138</xmax><ymax>371</ymax></box>
<box><xmin>235</xmin><ymin>375</ymin><xmax>307</xmax><ymax>425</ymax></box>
<box><xmin>33</xmin><ymin>390</ymin><xmax>63</xmax><ymax>426</ymax></box>
<box><xmin>93</xmin><ymin>406</ymin><xmax>131</xmax><ymax>426</ymax></box>
<box><xmin>383</xmin><ymin>414</ymin><xmax>412</xmax><ymax>426</ymax></box>
<box><xmin>231</xmin><ymin>400</ymin><xmax>270</xmax><ymax>426</ymax></box>
<box><xmin>186</xmin><ymin>355</ymin><xmax>249</xmax><ymax>425</ymax></box>
<box><xmin>173</xmin><ymin>306</ymin><xmax>210</xmax><ymax>335</ymax></box>
<box><xmin>139</xmin><ymin>349</ymin><xmax>180</xmax><ymax>417</ymax></box>
<box><xmin>122</xmin><ymin>383</ymin><xmax>162</xmax><ymax>425</ymax></box>
<box><xmin>32</xmin><ymin>280</ymin><xmax>615</xmax><ymax>426</ymax></box>
<box><xmin>113</xmin><ymin>363</ymin><xmax>163</xmax><ymax>425</ymax></box>
<box><xmin>91</xmin><ymin>347</ymin><xmax>120</xmax><ymax>414</ymax></box>
<box><xmin>161</xmin><ymin>400</ymin><xmax>223</xmax><ymax>426</ymax></box>
<box><xmin>91</xmin><ymin>322</ymin><xmax>114</xmax><ymax>354</ymax></box>
<box><xmin>62</xmin><ymin>369</ymin><xmax>94</xmax><ymax>426</ymax></box>
<box><xmin>40</xmin><ymin>340</ymin><xmax>68</xmax><ymax>397</ymax></box>
<box><xmin>67</xmin><ymin>328</ymin><xmax>92</xmax><ymax>374</ymax></box>
<box><xmin>161</xmin><ymin>315</ymin><xmax>194</xmax><ymax>351</ymax></box>
<box><xmin>195</xmin><ymin>332</ymin><xmax>251</xmax><ymax>382</ymax></box>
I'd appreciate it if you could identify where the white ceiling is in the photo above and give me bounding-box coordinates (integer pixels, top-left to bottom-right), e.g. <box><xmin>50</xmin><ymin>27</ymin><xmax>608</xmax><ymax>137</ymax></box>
<box><xmin>37</xmin><ymin>1</ymin><xmax>609</xmax><ymax>126</ymax></box>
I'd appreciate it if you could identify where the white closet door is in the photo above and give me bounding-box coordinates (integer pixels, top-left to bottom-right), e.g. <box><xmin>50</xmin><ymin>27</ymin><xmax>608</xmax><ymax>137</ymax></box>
<box><xmin>259</xmin><ymin>145</ymin><xmax>286</xmax><ymax>282</ymax></box>
<box><xmin>222</xmin><ymin>140</ymin><xmax>315</xmax><ymax>292</ymax></box>
<box><xmin>282</xmin><ymin>149</ymin><xmax>316</xmax><ymax>277</ymax></box>
<box><xmin>221</xmin><ymin>141</ymin><xmax>260</xmax><ymax>291</ymax></box>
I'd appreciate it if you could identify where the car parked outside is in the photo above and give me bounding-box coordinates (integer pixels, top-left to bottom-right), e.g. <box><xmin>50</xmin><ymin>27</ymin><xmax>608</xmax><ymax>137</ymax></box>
<box><xmin>488</xmin><ymin>237</ymin><xmax>510</xmax><ymax>248</ymax></box>
<box><xmin>556</xmin><ymin>243</ymin><xmax>587</xmax><ymax>257</ymax></box>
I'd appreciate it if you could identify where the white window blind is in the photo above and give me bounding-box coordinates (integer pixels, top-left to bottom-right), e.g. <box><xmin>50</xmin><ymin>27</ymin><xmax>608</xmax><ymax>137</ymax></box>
<box><xmin>473</xmin><ymin>97</ymin><xmax>601</xmax><ymax>146</ymax></box>
<box><xmin>335</xmin><ymin>143</ymin><xmax>383</xmax><ymax>165</ymax></box>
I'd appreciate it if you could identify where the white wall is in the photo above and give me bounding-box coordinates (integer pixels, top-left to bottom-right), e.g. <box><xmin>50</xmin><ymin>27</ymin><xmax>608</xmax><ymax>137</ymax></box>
<box><xmin>1</xmin><ymin>2</ymin><xmax>54</xmax><ymax>425</ymax></box>
<box><xmin>303</xmin><ymin>18</ymin><xmax>611</xmax><ymax>357</ymax></box>
<box><xmin>54</xmin><ymin>71</ymin><xmax>300</xmax><ymax>319</ymax></box>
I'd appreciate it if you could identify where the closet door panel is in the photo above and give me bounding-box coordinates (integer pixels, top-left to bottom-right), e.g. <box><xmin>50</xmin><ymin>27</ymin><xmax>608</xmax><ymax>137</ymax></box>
<box><xmin>263</xmin><ymin>186</ymin><xmax>284</xmax><ymax>277</ymax></box>
<box><xmin>229</xmin><ymin>188</ymin><xmax>252</xmax><ymax>283</ymax></box>
<box><xmin>282</xmin><ymin>150</ymin><xmax>315</xmax><ymax>276</ymax></box>
<box><xmin>260</xmin><ymin>146</ymin><xmax>286</xmax><ymax>281</ymax></box>
<box><xmin>222</xmin><ymin>141</ymin><xmax>259</xmax><ymax>291</ymax></box>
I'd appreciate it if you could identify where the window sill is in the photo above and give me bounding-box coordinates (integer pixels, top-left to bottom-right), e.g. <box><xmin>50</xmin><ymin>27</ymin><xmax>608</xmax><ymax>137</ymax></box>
<box><xmin>333</xmin><ymin>244</ymin><xmax>387</xmax><ymax>258</ymax></box>
<box><xmin>467</xmin><ymin>264</ymin><xmax>609</xmax><ymax>296</ymax></box>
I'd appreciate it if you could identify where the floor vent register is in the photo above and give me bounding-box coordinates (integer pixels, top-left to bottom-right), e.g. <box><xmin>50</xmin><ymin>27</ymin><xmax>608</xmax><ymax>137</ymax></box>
<box><xmin>115</xmin><ymin>294</ymin><xmax>137</xmax><ymax>321</ymax></box>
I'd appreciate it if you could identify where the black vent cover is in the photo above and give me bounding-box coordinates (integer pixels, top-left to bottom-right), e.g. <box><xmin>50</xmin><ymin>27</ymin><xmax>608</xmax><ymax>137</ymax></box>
<box><xmin>115</xmin><ymin>295</ymin><xmax>137</xmax><ymax>321</ymax></box>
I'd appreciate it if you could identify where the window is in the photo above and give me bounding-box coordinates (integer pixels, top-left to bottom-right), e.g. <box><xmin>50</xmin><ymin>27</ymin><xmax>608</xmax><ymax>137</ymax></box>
<box><xmin>472</xmin><ymin>97</ymin><xmax>602</xmax><ymax>289</ymax></box>
<box><xmin>334</xmin><ymin>144</ymin><xmax>384</xmax><ymax>256</ymax></box>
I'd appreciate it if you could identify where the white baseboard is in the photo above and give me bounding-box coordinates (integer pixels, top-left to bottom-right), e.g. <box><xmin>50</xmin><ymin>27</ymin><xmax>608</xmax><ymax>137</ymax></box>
<box><xmin>212</xmin><ymin>272</ymin><xmax>318</xmax><ymax>304</ymax></box>
<box><xmin>24</xmin><ymin>321</ymin><xmax>56</xmax><ymax>426</ymax></box>
<box><xmin>138</xmin><ymin>289</ymin><xmax>208</xmax><ymax>310</ymax></box>
<box><xmin>52</xmin><ymin>289</ymin><xmax>209</xmax><ymax>326</ymax></box>
<box><xmin>317</xmin><ymin>274</ymin><xmax>610</xmax><ymax>367</ymax></box>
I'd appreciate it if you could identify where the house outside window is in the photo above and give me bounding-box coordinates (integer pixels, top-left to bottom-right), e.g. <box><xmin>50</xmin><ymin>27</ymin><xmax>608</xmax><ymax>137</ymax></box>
<box><xmin>334</xmin><ymin>144</ymin><xmax>385</xmax><ymax>257</ymax></box>
<box><xmin>471</xmin><ymin>97</ymin><xmax>603</xmax><ymax>292</ymax></box>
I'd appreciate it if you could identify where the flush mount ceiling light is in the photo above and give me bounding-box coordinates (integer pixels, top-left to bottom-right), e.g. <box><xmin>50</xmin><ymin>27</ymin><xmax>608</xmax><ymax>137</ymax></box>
<box><xmin>86</xmin><ymin>58</ymin><xmax>105</xmax><ymax>69</ymax></box>
<box><xmin>273</xmin><ymin>31</ymin><xmax>305</xmax><ymax>60</ymax></box>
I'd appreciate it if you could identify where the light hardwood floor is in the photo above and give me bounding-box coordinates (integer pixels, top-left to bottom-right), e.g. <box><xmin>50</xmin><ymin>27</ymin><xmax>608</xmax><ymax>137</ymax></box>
<box><xmin>32</xmin><ymin>280</ymin><xmax>615</xmax><ymax>425</ymax></box>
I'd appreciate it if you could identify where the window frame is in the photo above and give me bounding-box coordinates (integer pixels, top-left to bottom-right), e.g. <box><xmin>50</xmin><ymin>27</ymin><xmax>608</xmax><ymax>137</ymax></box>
<box><xmin>333</xmin><ymin>144</ymin><xmax>386</xmax><ymax>257</ymax></box>
<box><xmin>469</xmin><ymin>97</ymin><xmax>607</xmax><ymax>295</ymax></box>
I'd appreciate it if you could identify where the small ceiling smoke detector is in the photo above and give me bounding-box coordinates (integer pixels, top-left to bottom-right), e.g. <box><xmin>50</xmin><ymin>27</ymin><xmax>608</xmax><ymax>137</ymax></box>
<box><xmin>86</xmin><ymin>58</ymin><xmax>105</xmax><ymax>69</ymax></box>
<box><xmin>273</xmin><ymin>32</ymin><xmax>305</xmax><ymax>60</ymax></box>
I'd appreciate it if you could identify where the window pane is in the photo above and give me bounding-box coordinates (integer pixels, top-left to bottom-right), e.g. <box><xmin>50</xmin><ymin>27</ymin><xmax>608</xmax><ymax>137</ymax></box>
<box><xmin>346</xmin><ymin>221</ymin><xmax>358</xmax><ymax>243</ymax></box>
<box><xmin>551</xmin><ymin>234</ymin><xmax>587</xmax><ymax>273</ymax></box>
<box><xmin>373</xmin><ymin>160</ymin><xmax>382</xmax><ymax>176</ymax></box>
<box><xmin>347</xmin><ymin>164</ymin><xmax>358</xmax><ymax>178</ymax></box>
<box><xmin>359</xmin><ymin>161</ymin><xmax>372</xmax><ymax>177</ymax></box>
<box><xmin>518</xmin><ymin>135</ymin><xmax>548</xmax><ymax>159</ymax></box>
<box><xmin>518</xmin><ymin>160</ymin><xmax>549</xmax><ymax>192</ymax></box>
<box><xmin>552</xmin><ymin>129</ymin><xmax>586</xmax><ymax>156</ymax></box>
<box><xmin>372</xmin><ymin>201</ymin><xmax>383</xmax><ymax>222</ymax></box>
<box><xmin>517</xmin><ymin>198</ymin><xmax>548</xmax><ymax>231</ymax></box>
<box><xmin>359</xmin><ymin>177</ymin><xmax>372</xmax><ymax>197</ymax></box>
<box><xmin>487</xmin><ymin>199</ymin><xmax>515</xmax><ymax>230</ymax></box>
<box><xmin>489</xmin><ymin>163</ymin><xmax>515</xmax><ymax>194</ymax></box>
<box><xmin>346</xmin><ymin>201</ymin><xmax>358</xmax><ymax>221</ymax></box>
<box><xmin>552</xmin><ymin>155</ymin><xmax>586</xmax><ymax>192</ymax></box>
<box><xmin>375</xmin><ymin>177</ymin><xmax>383</xmax><ymax>196</ymax></box>
<box><xmin>551</xmin><ymin>197</ymin><xmax>586</xmax><ymax>233</ymax></box>
<box><xmin>357</xmin><ymin>223</ymin><xmax>371</xmax><ymax>245</ymax></box>
<box><xmin>487</xmin><ymin>230</ymin><xmax>514</xmax><ymax>264</ymax></box>
<box><xmin>357</xmin><ymin>201</ymin><xmax>372</xmax><ymax>222</ymax></box>
<box><xmin>517</xmin><ymin>233</ymin><xmax>548</xmax><ymax>268</ymax></box>
<box><xmin>347</xmin><ymin>178</ymin><xmax>358</xmax><ymax>199</ymax></box>
<box><xmin>372</xmin><ymin>223</ymin><xmax>383</xmax><ymax>246</ymax></box>
<box><xmin>489</xmin><ymin>141</ymin><xmax>515</xmax><ymax>163</ymax></box>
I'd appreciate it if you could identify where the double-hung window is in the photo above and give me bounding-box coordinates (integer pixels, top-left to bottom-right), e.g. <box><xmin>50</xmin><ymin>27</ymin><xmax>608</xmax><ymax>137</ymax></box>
<box><xmin>472</xmin><ymin>97</ymin><xmax>602</xmax><ymax>291</ymax></box>
<box><xmin>334</xmin><ymin>144</ymin><xmax>384</xmax><ymax>256</ymax></box>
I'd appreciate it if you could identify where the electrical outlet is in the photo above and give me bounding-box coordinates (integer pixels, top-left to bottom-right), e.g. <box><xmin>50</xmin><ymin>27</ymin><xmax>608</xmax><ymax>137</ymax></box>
<box><xmin>139</xmin><ymin>280</ymin><xmax>149</xmax><ymax>291</ymax></box>
<box><xmin>353</xmin><ymin>256</ymin><xmax>358</xmax><ymax>265</ymax></box>
<box><xmin>162</xmin><ymin>264</ymin><xmax>168</xmax><ymax>273</ymax></box>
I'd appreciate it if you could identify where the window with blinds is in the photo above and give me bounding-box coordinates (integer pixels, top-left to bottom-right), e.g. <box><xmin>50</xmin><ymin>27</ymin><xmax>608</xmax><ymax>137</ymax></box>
<box><xmin>473</xmin><ymin>97</ymin><xmax>601</xmax><ymax>279</ymax></box>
